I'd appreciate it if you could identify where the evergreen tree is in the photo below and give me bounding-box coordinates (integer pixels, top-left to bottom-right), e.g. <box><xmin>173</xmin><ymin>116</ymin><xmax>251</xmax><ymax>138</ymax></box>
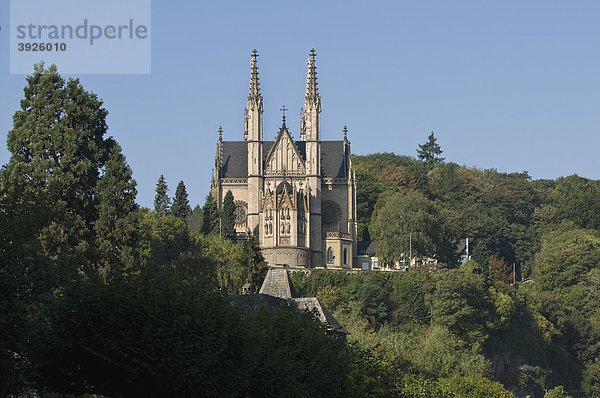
<box><xmin>222</xmin><ymin>191</ymin><xmax>236</xmax><ymax>240</ymax></box>
<box><xmin>154</xmin><ymin>175</ymin><xmax>171</xmax><ymax>217</ymax></box>
<box><xmin>417</xmin><ymin>132</ymin><xmax>445</xmax><ymax>170</ymax></box>
<box><xmin>201</xmin><ymin>195</ymin><xmax>220</xmax><ymax>235</ymax></box>
<box><xmin>172</xmin><ymin>180</ymin><xmax>191</xmax><ymax>220</ymax></box>
<box><xmin>187</xmin><ymin>205</ymin><xmax>204</xmax><ymax>235</ymax></box>
<box><xmin>241</xmin><ymin>231</ymin><xmax>268</xmax><ymax>287</ymax></box>
<box><xmin>95</xmin><ymin>142</ymin><xmax>140</xmax><ymax>282</ymax></box>
<box><xmin>6</xmin><ymin>62</ymin><xmax>112</xmax><ymax>278</ymax></box>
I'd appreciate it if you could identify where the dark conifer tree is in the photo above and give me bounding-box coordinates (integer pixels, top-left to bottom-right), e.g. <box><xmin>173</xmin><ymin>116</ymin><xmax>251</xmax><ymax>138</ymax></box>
<box><xmin>172</xmin><ymin>180</ymin><xmax>191</xmax><ymax>220</ymax></box>
<box><xmin>187</xmin><ymin>205</ymin><xmax>204</xmax><ymax>235</ymax></box>
<box><xmin>222</xmin><ymin>191</ymin><xmax>236</xmax><ymax>240</ymax></box>
<box><xmin>201</xmin><ymin>195</ymin><xmax>220</xmax><ymax>235</ymax></box>
<box><xmin>6</xmin><ymin>62</ymin><xmax>111</xmax><ymax>278</ymax></box>
<box><xmin>95</xmin><ymin>142</ymin><xmax>140</xmax><ymax>281</ymax></box>
<box><xmin>154</xmin><ymin>175</ymin><xmax>171</xmax><ymax>217</ymax></box>
<box><xmin>417</xmin><ymin>131</ymin><xmax>445</xmax><ymax>170</ymax></box>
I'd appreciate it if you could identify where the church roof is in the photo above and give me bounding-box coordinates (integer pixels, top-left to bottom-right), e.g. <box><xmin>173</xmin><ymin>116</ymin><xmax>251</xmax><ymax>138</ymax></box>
<box><xmin>258</xmin><ymin>269</ymin><xmax>298</xmax><ymax>299</ymax></box>
<box><xmin>219</xmin><ymin>140</ymin><xmax>348</xmax><ymax>179</ymax></box>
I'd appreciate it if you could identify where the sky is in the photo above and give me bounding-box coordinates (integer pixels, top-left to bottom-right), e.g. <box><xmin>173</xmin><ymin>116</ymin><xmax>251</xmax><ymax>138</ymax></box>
<box><xmin>1</xmin><ymin>0</ymin><xmax>599</xmax><ymax>208</ymax></box>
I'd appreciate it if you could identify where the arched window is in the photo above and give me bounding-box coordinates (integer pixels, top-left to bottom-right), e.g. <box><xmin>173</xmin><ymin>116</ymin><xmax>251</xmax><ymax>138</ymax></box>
<box><xmin>327</xmin><ymin>247</ymin><xmax>334</xmax><ymax>264</ymax></box>
<box><xmin>343</xmin><ymin>248</ymin><xmax>348</xmax><ymax>265</ymax></box>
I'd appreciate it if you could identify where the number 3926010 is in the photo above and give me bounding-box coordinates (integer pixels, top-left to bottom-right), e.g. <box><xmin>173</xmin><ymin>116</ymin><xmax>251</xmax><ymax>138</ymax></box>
<box><xmin>18</xmin><ymin>42</ymin><xmax>67</xmax><ymax>51</ymax></box>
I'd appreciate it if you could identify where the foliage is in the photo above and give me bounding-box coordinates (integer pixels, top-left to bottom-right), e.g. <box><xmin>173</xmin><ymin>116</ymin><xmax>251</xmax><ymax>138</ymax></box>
<box><xmin>370</xmin><ymin>190</ymin><xmax>459</xmax><ymax>267</ymax></box>
<box><xmin>417</xmin><ymin>131</ymin><xmax>445</xmax><ymax>170</ymax></box>
<box><xmin>94</xmin><ymin>142</ymin><xmax>140</xmax><ymax>282</ymax></box>
<box><xmin>171</xmin><ymin>180</ymin><xmax>191</xmax><ymax>220</ymax></box>
<box><xmin>201</xmin><ymin>194</ymin><xmax>220</xmax><ymax>235</ymax></box>
<box><xmin>221</xmin><ymin>190</ymin><xmax>236</xmax><ymax>240</ymax></box>
<box><xmin>29</xmin><ymin>270</ymin><xmax>361</xmax><ymax>397</ymax></box>
<box><xmin>427</xmin><ymin>268</ymin><xmax>493</xmax><ymax>344</ymax></box>
<box><xmin>186</xmin><ymin>204</ymin><xmax>203</xmax><ymax>235</ymax></box>
<box><xmin>153</xmin><ymin>174</ymin><xmax>171</xmax><ymax>217</ymax></box>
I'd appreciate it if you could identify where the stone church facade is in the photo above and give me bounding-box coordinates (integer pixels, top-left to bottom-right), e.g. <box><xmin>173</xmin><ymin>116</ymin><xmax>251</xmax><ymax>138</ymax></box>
<box><xmin>211</xmin><ymin>50</ymin><xmax>357</xmax><ymax>268</ymax></box>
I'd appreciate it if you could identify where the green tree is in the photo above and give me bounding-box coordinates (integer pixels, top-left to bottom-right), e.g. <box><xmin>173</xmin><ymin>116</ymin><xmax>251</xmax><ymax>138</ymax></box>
<box><xmin>427</xmin><ymin>268</ymin><xmax>493</xmax><ymax>344</ymax></box>
<box><xmin>489</xmin><ymin>255</ymin><xmax>512</xmax><ymax>284</ymax></box>
<box><xmin>171</xmin><ymin>180</ymin><xmax>191</xmax><ymax>220</ymax></box>
<box><xmin>187</xmin><ymin>204</ymin><xmax>203</xmax><ymax>235</ymax></box>
<box><xmin>222</xmin><ymin>190</ymin><xmax>236</xmax><ymax>240</ymax></box>
<box><xmin>534</xmin><ymin>228</ymin><xmax>600</xmax><ymax>290</ymax></box>
<box><xmin>154</xmin><ymin>175</ymin><xmax>171</xmax><ymax>217</ymax></box>
<box><xmin>551</xmin><ymin>175</ymin><xmax>600</xmax><ymax>230</ymax></box>
<box><xmin>94</xmin><ymin>142</ymin><xmax>140</xmax><ymax>282</ymax></box>
<box><xmin>5</xmin><ymin>62</ymin><xmax>112</xmax><ymax>278</ymax></box>
<box><xmin>417</xmin><ymin>131</ymin><xmax>445</xmax><ymax>170</ymax></box>
<box><xmin>370</xmin><ymin>190</ymin><xmax>459</xmax><ymax>267</ymax></box>
<box><xmin>240</xmin><ymin>232</ymin><xmax>268</xmax><ymax>287</ymax></box>
<box><xmin>201</xmin><ymin>195</ymin><xmax>220</xmax><ymax>236</ymax></box>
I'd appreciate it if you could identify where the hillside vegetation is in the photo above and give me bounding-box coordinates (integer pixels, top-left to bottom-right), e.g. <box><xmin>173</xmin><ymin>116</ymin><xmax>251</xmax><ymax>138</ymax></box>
<box><xmin>1</xmin><ymin>65</ymin><xmax>599</xmax><ymax>397</ymax></box>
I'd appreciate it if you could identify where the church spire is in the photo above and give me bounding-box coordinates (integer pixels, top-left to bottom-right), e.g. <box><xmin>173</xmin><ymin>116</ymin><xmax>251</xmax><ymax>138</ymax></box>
<box><xmin>248</xmin><ymin>49</ymin><xmax>262</xmax><ymax>105</ymax></box>
<box><xmin>301</xmin><ymin>48</ymin><xmax>321</xmax><ymax>143</ymax></box>
<box><xmin>245</xmin><ymin>49</ymin><xmax>263</xmax><ymax>142</ymax></box>
<box><xmin>305</xmin><ymin>48</ymin><xmax>320</xmax><ymax>105</ymax></box>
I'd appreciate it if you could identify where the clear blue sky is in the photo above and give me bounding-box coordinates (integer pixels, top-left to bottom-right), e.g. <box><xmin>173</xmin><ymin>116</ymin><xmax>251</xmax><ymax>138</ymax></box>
<box><xmin>1</xmin><ymin>0</ymin><xmax>599</xmax><ymax>208</ymax></box>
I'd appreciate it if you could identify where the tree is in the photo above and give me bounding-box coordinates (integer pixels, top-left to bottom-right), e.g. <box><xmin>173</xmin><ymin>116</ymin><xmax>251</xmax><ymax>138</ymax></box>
<box><xmin>427</xmin><ymin>268</ymin><xmax>493</xmax><ymax>344</ymax></box>
<box><xmin>5</xmin><ymin>62</ymin><xmax>112</xmax><ymax>278</ymax></box>
<box><xmin>222</xmin><ymin>190</ymin><xmax>236</xmax><ymax>240</ymax></box>
<box><xmin>94</xmin><ymin>142</ymin><xmax>140</xmax><ymax>282</ymax></box>
<box><xmin>370</xmin><ymin>190</ymin><xmax>459</xmax><ymax>267</ymax></box>
<box><xmin>154</xmin><ymin>175</ymin><xmax>171</xmax><ymax>217</ymax></box>
<box><xmin>171</xmin><ymin>180</ymin><xmax>191</xmax><ymax>220</ymax></box>
<box><xmin>201</xmin><ymin>195</ymin><xmax>220</xmax><ymax>235</ymax></box>
<box><xmin>417</xmin><ymin>131</ymin><xmax>445</xmax><ymax>170</ymax></box>
<box><xmin>187</xmin><ymin>205</ymin><xmax>204</xmax><ymax>235</ymax></box>
<box><xmin>489</xmin><ymin>256</ymin><xmax>512</xmax><ymax>284</ymax></box>
<box><xmin>240</xmin><ymin>232</ymin><xmax>268</xmax><ymax>287</ymax></box>
<box><xmin>550</xmin><ymin>175</ymin><xmax>600</xmax><ymax>230</ymax></box>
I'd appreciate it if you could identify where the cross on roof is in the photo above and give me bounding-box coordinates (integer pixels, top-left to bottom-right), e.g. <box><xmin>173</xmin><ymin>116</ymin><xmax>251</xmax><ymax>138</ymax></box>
<box><xmin>251</xmin><ymin>49</ymin><xmax>259</xmax><ymax>60</ymax></box>
<box><xmin>310</xmin><ymin>48</ymin><xmax>317</xmax><ymax>61</ymax></box>
<box><xmin>280</xmin><ymin>105</ymin><xmax>288</xmax><ymax>124</ymax></box>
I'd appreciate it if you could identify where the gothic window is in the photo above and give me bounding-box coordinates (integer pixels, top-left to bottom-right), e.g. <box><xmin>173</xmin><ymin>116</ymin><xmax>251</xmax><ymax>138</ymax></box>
<box><xmin>327</xmin><ymin>247</ymin><xmax>334</xmax><ymax>264</ymax></box>
<box><xmin>322</xmin><ymin>201</ymin><xmax>341</xmax><ymax>227</ymax></box>
<box><xmin>343</xmin><ymin>248</ymin><xmax>348</xmax><ymax>265</ymax></box>
<box><xmin>234</xmin><ymin>201</ymin><xmax>247</xmax><ymax>225</ymax></box>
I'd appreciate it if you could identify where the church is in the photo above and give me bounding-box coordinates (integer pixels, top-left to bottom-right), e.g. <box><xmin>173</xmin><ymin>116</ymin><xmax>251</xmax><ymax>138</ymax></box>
<box><xmin>211</xmin><ymin>49</ymin><xmax>357</xmax><ymax>269</ymax></box>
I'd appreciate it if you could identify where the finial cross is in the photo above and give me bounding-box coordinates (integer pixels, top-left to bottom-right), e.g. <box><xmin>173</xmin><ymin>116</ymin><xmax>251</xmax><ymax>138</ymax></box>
<box><xmin>280</xmin><ymin>105</ymin><xmax>288</xmax><ymax>123</ymax></box>
<box><xmin>251</xmin><ymin>49</ymin><xmax>259</xmax><ymax>60</ymax></box>
<box><xmin>310</xmin><ymin>48</ymin><xmax>317</xmax><ymax>61</ymax></box>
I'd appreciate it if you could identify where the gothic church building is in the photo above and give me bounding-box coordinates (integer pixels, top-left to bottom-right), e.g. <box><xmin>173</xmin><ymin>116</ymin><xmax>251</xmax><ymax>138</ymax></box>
<box><xmin>211</xmin><ymin>50</ymin><xmax>357</xmax><ymax>268</ymax></box>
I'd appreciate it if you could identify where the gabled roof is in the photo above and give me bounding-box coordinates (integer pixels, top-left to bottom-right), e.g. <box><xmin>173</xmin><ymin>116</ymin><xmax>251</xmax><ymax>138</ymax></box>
<box><xmin>258</xmin><ymin>269</ymin><xmax>298</xmax><ymax>299</ymax></box>
<box><xmin>357</xmin><ymin>240</ymin><xmax>381</xmax><ymax>256</ymax></box>
<box><xmin>219</xmin><ymin>140</ymin><xmax>348</xmax><ymax>179</ymax></box>
<box><xmin>264</xmin><ymin>124</ymin><xmax>306</xmax><ymax>173</ymax></box>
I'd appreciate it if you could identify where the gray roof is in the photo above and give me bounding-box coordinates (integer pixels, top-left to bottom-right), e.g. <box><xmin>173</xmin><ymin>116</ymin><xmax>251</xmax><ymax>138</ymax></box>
<box><xmin>258</xmin><ymin>269</ymin><xmax>298</xmax><ymax>299</ymax></box>
<box><xmin>357</xmin><ymin>240</ymin><xmax>381</xmax><ymax>256</ymax></box>
<box><xmin>293</xmin><ymin>297</ymin><xmax>349</xmax><ymax>334</ymax></box>
<box><xmin>220</xmin><ymin>140</ymin><xmax>348</xmax><ymax>179</ymax></box>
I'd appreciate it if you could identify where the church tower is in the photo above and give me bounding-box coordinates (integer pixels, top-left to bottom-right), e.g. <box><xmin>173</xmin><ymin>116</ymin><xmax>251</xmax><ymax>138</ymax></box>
<box><xmin>300</xmin><ymin>49</ymin><xmax>323</xmax><ymax>266</ymax></box>
<box><xmin>245</xmin><ymin>49</ymin><xmax>263</xmax><ymax>236</ymax></box>
<box><xmin>211</xmin><ymin>50</ymin><xmax>356</xmax><ymax>269</ymax></box>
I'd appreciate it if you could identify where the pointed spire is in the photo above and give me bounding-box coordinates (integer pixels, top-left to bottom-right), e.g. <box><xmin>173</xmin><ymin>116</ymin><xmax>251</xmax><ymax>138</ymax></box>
<box><xmin>343</xmin><ymin>125</ymin><xmax>348</xmax><ymax>139</ymax></box>
<box><xmin>218</xmin><ymin>126</ymin><xmax>223</xmax><ymax>141</ymax></box>
<box><xmin>248</xmin><ymin>49</ymin><xmax>262</xmax><ymax>105</ymax></box>
<box><xmin>305</xmin><ymin>48</ymin><xmax>320</xmax><ymax>104</ymax></box>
